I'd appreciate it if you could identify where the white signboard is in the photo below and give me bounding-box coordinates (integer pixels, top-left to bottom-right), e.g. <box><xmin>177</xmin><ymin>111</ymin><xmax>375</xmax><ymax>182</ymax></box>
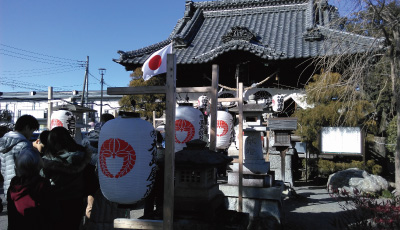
<box><xmin>321</xmin><ymin>127</ymin><xmax>362</xmax><ymax>154</ymax></box>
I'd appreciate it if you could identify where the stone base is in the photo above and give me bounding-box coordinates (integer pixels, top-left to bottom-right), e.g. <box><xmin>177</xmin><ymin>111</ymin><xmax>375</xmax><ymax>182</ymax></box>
<box><xmin>174</xmin><ymin>194</ymin><xmax>225</xmax><ymax>220</ymax></box>
<box><xmin>175</xmin><ymin>184</ymin><xmax>219</xmax><ymax>199</ymax></box>
<box><xmin>269</xmin><ymin>154</ymin><xmax>293</xmax><ymax>185</ymax></box>
<box><xmin>175</xmin><ymin>210</ymin><xmax>249</xmax><ymax>230</ymax></box>
<box><xmin>116</xmin><ymin>210</ymin><xmax>249</xmax><ymax>230</ymax></box>
<box><xmin>227</xmin><ymin>172</ymin><xmax>273</xmax><ymax>187</ymax></box>
<box><xmin>230</xmin><ymin>161</ymin><xmax>270</xmax><ymax>174</ymax></box>
<box><xmin>219</xmin><ymin>183</ymin><xmax>283</xmax><ymax>228</ymax></box>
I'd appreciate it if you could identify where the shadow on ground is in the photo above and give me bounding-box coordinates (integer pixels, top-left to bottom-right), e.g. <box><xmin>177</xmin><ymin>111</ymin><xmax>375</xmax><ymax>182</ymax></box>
<box><xmin>282</xmin><ymin>179</ymin><xmax>356</xmax><ymax>230</ymax></box>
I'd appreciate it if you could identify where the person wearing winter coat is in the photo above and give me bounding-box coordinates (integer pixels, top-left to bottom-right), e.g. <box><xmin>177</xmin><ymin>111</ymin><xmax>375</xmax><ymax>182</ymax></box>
<box><xmin>41</xmin><ymin>126</ymin><xmax>92</xmax><ymax>230</ymax></box>
<box><xmin>7</xmin><ymin>148</ymin><xmax>58</xmax><ymax>230</ymax></box>
<box><xmin>0</xmin><ymin>115</ymin><xmax>39</xmax><ymax>198</ymax></box>
<box><xmin>81</xmin><ymin>113</ymin><xmax>114</xmax><ymax>221</ymax></box>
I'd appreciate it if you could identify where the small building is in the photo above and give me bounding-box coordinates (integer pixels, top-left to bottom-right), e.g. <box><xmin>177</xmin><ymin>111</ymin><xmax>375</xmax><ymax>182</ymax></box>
<box><xmin>0</xmin><ymin>90</ymin><xmax>121</xmax><ymax>129</ymax></box>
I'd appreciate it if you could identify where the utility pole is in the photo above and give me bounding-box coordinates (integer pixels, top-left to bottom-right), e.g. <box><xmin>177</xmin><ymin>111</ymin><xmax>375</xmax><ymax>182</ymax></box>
<box><xmin>81</xmin><ymin>56</ymin><xmax>89</xmax><ymax>106</ymax></box>
<box><xmin>99</xmin><ymin>68</ymin><xmax>106</xmax><ymax>117</ymax></box>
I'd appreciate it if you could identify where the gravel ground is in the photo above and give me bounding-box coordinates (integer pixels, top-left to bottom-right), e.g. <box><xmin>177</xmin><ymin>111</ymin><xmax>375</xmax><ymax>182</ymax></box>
<box><xmin>282</xmin><ymin>180</ymin><xmax>353</xmax><ymax>230</ymax></box>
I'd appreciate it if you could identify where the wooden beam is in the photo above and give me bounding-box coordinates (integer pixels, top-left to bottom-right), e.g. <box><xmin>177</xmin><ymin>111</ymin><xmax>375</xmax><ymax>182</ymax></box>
<box><xmin>218</xmin><ymin>98</ymin><xmax>239</xmax><ymax>103</ymax></box>
<box><xmin>107</xmin><ymin>86</ymin><xmax>213</xmax><ymax>95</ymax></box>
<box><xmin>108</xmin><ymin>86</ymin><xmax>166</xmax><ymax>95</ymax></box>
<box><xmin>177</xmin><ymin>87</ymin><xmax>212</xmax><ymax>93</ymax></box>
<box><xmin>163</xmin><ymin>54</ymin><xmax>176</xmax><ymax>230</ymax></box>
<box><xmin>114</xmin><ymin>219</ymin><xmax>163</xmax><ymax>229</ymax></box>
<box><xmin>209</xmin><ymin>64</ymin><xmax>219</xmax><ymax>152</ymax></box>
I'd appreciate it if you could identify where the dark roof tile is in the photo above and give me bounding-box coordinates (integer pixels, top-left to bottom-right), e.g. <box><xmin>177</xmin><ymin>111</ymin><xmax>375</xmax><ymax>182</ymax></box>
<box><xmin>114</xmin><ymin>0</ymin><xmax>381</xmax><ymax>69</ymax></box>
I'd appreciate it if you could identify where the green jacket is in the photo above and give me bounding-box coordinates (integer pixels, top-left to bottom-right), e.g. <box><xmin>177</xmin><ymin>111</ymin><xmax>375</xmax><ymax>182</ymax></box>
<box><xmin>41</xmin><ymin>148</ymin><xmax>92</xmax><ymax>201</ymax></box>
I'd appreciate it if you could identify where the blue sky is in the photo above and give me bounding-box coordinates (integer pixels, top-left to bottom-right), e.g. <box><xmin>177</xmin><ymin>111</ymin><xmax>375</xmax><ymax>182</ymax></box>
<box><xmin>0</xmin><ymin>0</ymin><xmax>184</xmax><ymax>93</ymax></box>
<box><xmin>0</xmin><ymin>0</ymin><xmax>348</xmax><ymax>93</ymax></box>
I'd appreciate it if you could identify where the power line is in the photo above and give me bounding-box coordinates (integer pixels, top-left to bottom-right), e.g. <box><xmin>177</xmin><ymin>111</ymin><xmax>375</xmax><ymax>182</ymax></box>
<box><xmin>1</xmin><ymin>66</ymin><xmax>84</xmax><ymax>75</ymax></box>
<box><xmin>0</xmin><ymin>77</ymin><xmax>80</xmax><ymax>92</ymax></box>
<box><xmin>0</xmin><ymin>49</ymin><xmax>83</xmax><ymax>66</ymax></box>
<box><xmin>0</xmin><ymin>51</ymin><xmax>81</xmax><ymax>67</ymax></box>
<box><xmin>0</xmin><ymin>43</ymin><xmax>83</xmax><ymax>62</ymax></box>
<box><xmin>0</xmin><ymin>66</ymin><xmax>85</xmax><ymax>78</ymax></box>
<box><xmin>89</xmin><ymin>72</ymin><xmax>113</xmax><ymax>87</ymax></box>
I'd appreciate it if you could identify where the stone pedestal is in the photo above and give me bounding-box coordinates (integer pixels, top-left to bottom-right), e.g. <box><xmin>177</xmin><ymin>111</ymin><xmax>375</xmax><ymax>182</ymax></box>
<box><xmin>229</xmin><ymin>129</ymin><xmax>271</xmax><ymax>186</ymax></box>
<box><xmin>269</xmin><ymin>149</ymin><xmax>294</xmax><ymax>185</ymax></box>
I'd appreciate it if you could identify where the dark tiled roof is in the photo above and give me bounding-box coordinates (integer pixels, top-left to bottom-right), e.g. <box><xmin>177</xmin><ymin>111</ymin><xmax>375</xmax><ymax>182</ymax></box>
<box><xmin>114</xmin><ymin>0</ymin><xmax>381</xmax><ymax>69</ymax></box>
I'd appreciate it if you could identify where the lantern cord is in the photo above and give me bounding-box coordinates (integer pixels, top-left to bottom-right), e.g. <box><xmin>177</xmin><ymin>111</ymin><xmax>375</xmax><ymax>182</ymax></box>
<box><xmin>203</xmin><ymin>71</ymin><xmax>277</xmax><ymax>91</ymax></box>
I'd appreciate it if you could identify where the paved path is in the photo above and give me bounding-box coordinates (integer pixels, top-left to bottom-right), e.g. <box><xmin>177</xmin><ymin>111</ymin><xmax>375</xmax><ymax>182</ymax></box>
<box><xmin>282</xmin><ymin>182</ymin><xmax>352</xmax><ymax>230</ymax></box>
<box><xmin>0</xmin><ymin>181</ymin><xmax>354</xmax><ymax>230</ymax></box>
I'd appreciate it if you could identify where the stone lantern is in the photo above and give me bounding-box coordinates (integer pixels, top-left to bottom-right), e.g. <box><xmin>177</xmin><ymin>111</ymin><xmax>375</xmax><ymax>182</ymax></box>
<box><xmin>229</xmin><ymin>104</ymin><xmax>271</xmax><ymax>187</ymax></box>
<box><xmin>174</xmin><ymin>139</ymin><xmax>233</xmax><ymax>220</ymax></box>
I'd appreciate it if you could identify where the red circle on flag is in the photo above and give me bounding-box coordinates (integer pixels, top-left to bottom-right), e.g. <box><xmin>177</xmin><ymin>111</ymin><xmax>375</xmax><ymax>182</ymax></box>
<box><xmin>148</xmin><ymin>55</ymin><xmax>162</xmax><ymax>70</ymax></box>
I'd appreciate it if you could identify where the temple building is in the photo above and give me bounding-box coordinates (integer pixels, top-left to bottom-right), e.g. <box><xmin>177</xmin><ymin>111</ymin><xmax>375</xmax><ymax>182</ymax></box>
<box><xmin>114</xmin><ymin>0</ymin><xmax>377</xmax><ymax>116</ymax></box>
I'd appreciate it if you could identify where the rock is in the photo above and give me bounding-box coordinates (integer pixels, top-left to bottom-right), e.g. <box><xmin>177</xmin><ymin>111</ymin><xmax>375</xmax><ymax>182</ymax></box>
<box><xmin>327</xmin><ymin>168</ymin><xmax>388</xmax><ymax>194</ymax></box>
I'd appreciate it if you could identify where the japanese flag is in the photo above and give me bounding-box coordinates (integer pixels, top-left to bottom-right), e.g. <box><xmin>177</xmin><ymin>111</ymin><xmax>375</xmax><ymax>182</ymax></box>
<box><xmin>142</xmin><ymin>43</ymin><xmax>172</xmax><ymax>81</ymax></box>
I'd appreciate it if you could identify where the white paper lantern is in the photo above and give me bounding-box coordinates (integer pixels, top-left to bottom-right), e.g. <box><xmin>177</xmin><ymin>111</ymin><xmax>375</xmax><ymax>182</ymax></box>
<box><xmin>175</xmin><ymin>103</ymin><xmax>204</xmax><ymax>152</ymax></box>
<box><xmin>98</xmin><ymin>115</ymin><xmax>157</xmax><ymax>204</ymax></box>
<box><xmin>272</xmin><ymin>94</ymin><xmax>284</xmax><ymax>112</ymax></box>
<box><xmin>50</xmin><ymin>109</ymin><xmax>76</xmax><ymax>135</ymax></box>
<box><xmin>208</xmin><ymin>110</ymin><xmax>234</xmax><ymax>150</ymax></box>
<box><xmin>197</xmin><ymin>95</ymin><xmax>210</xmax><ymax>115</ymax></box>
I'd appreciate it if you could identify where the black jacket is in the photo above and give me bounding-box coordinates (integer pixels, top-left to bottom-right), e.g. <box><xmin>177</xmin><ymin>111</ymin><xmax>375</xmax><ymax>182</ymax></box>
<box><xmin>7</xmin><ymin>175</ymin><xmax>58</xmax><ymax>230</ymax></box>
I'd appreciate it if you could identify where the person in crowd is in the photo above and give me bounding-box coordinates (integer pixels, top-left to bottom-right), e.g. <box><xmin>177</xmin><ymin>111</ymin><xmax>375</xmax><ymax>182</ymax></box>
<box><xmin>0</xmin><ymin>124</ymin><xmax>14</xmax><ymax>213</ymax></box>
<box><xmin>81</xmin><ymin>113</ymin><xmax>114</xmax><ymax>221</ymax></box>
<box><xmin>83</xmin><ymin>113</ymin><xmax>131</xmax><ymax>230</ymax></box>
<box><xmin>7</xmin><ymin>148</ymin><xmax>58</xmax><ymax>230</ymax></box>
<box><xmin>32</xmin><ymin>130</ymin><xmax>50</xmax><ymax>156</ymax></box>
<box><xmin>41</xmin><ymin>126</ymin><xmax>92</xmax><ymax>230</ymax></box>
<box><xmin>82</xmin><ymin>113</ymin><xmax>115</xmax><ymax>165</ymax></box>
<box><xmin>93</xmin><ymin>113</ymin><xmax>114</xmax><ymax>131</ymax></box>
<box><xmin>0</xmin><ymin>125</ymin><xmax>13</xmax><ymax>138</ymax></box>
<box><xmin>0</xmin><ymin>115</ymin><xmax>39</xmax><ymax>199</ymax></box>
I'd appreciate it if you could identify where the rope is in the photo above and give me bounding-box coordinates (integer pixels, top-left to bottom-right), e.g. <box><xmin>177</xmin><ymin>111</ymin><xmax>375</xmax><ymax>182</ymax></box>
<box><xmin>206</xmin><ymin>71</ymin><xmax>277</xmax><ymax>91</ymax></box>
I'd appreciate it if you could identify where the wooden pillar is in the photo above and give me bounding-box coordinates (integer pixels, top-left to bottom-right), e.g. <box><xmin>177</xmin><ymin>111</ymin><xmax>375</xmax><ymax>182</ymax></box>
<box><xmin>238</xmin><ymin>83</ymin><xmax>244</xmax><ymax>212</ymax></box>
<box><xmin>281</xmin><ymin>148</ymin><xmax>287</xmax><ymax>183</ymax></box>
<box><xmin>163</xmin><ymin>54</ymin><xmax>176</xmax><ymax>230</ymax></box>
<box><xmin>209</xmin><ymin>64</ymin><xmax>219</xmax><ymax>152</ymax></box>
<box><xmin>153</xmin><ymin>111</ymin><xmax>156</xmax><ymax>128</ymax></box>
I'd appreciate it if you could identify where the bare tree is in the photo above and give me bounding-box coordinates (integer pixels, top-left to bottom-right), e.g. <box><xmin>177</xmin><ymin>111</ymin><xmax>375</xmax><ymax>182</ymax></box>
<box><xmin>314</xmin><ymin>0</ymin><xmax>399</xmax><ymax>192</ymax></box>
